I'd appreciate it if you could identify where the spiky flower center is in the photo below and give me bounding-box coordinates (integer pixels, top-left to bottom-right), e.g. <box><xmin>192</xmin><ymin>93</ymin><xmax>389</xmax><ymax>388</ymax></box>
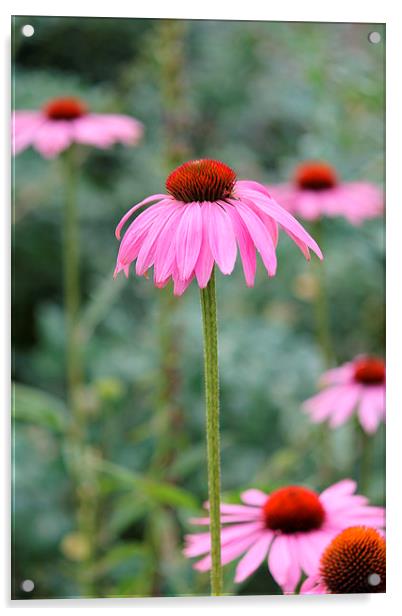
<box><xmin>262</xmin><ymin>486</ymin><xmax>325</xmax><ymax>534</ymax></box>
<box><xmin>165</xmin><ymin>159</ymin><xmax>237</xmax><ymax>203</ymax></box>
<box><xmin>294</xmin><ymin>161</ymin><xmax>338</xmax><ymax>191</ymax></box>
<box><xmin>320</xmin><ymin>527</ymin><xmax>386</xmax><ymax>594</ymax></box>
<box><xmin>354</xmin><ymin>357</ymin><xmax>385</xmax><ymax>385</ymax></box>
<box><xmin>44</xmin><ymin>97</ymin><xmax>88</xmax><ymax>120</ymax></box>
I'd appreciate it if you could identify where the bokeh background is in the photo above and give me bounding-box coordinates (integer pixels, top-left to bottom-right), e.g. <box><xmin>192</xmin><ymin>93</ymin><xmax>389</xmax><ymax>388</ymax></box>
<box><xmin>12</xmin><ymin>17</ymin><xmax>385</xmax><ymax>599</ymax></box>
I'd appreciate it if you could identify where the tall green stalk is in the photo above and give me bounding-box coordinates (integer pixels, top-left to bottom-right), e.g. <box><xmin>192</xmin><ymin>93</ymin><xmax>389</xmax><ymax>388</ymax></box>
<box><xmin>200</xmin><ymin>268</ymin><xmax>222</xmax><ymax>596</ymax></box>
<box><xmin>62</xmin><ymin>145</ymin><xmax>82</xmax><ymax>417</ymax></box>
<box><xmin>310</xmin><ymin>220</ymin><xmax>335</xmax><ymax>484</ymax></box>
<box><xmin>358</xmin><ymin>425</ymin><xmax>372</xmax><ymax>494</ymax></box>
<box><xmin>311</xmin><ymin>220</ymin><xmax>335</xmax><ymax>367</ymax></box>
<box><xmin>61</xmin><ymin>146</ymin><xmax>96</xmax><ymax>595</ymax></box>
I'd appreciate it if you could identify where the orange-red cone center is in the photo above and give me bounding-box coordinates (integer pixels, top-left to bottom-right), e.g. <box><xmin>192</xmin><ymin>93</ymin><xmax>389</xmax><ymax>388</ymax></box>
<box><xmin>320</xmin><ymin>526</ymin><xmax>386</xmax><ymax>593</ymax></box>
<box><xmin>166</xmin><ymin>159</ymin><xmax>237</xmax><ymax>203</ymax></box>
<box><xmin>294</xmin><ymin>161</ymin><xmax>338</xmax><ymax>191</ymax></box>
<box><xmin>262</xmin><ymin>486</ymin><xmax>325</xmax><ymax>534</ymax></box>
<box><xmin>44</xmin><ymin>97</ymin><xmax>88</xmax><ymax>120</ymax></box>
<box><xmin>354</xmin><ymin>358</ymin><xmax>385</xmax><ymax>385</ymax></box>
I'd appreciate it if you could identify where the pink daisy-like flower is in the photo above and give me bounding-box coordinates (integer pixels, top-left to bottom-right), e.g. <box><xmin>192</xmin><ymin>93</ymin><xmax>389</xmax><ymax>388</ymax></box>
<box><xmin>114</xmin><ymin>159</ymin><xmax>323</xmax><ymax>295</ymax></box>
<box><xmin>184</xmin><ymin>480</ymin><xmax>385</xmax><ymax>593</ymax></box>
<box><xmin>303</xmin><ymin>356</ymin><xmax>386</xmax><ymax>434</ymax></box>
<box><xmin>268</xmin><ymin>161</ymin><xmax>383</xmax><ymax>225</ymax></box>
<box><xmin>13</xmin><ymin>96</ymin><xmax>143</xmax><ymax>158</ymax></box>
<box><xmin>301</xmin><ymin>526</ymin><xmax>386</xmax><ymax>594</ymax></box>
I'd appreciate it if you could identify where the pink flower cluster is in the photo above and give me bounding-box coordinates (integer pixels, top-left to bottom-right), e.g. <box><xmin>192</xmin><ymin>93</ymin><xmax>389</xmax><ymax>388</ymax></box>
<box><xmin>184</xmin><ymin>479</ymin><xmax>384</xmax><ymax>593</ymax></box>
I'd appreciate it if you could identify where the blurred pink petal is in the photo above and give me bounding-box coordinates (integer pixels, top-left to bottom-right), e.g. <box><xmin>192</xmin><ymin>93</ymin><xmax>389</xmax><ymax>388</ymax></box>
<box><xmin>303</xmin><ymin>356</ymin><xmax>385</xmax><ymax>434</ymax></box>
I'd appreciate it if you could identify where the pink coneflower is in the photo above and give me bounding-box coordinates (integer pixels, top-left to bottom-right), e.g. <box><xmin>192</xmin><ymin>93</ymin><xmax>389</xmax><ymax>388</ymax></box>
<box><xmin>13</xmin><ymin>96</ymin><xmax>143</xmax><ymax>158</ymax></box>
<box><xmin>301</xmin><ymin>526</ymin><xmax>386</xmax><ymax>594</ymax></box>
<box><xmin>268</xmin><ymin>161</ymin><xmax>383</xmax><ymax>225</ymax></box>
<box><xmin>184</xmin><ymin>480</ymin><xmax>385</xmax><ymax>593</ymax></box>
<box><xmin>303</xmin><ymin>356</ymin><xmax>386</xmax><ymax>434</ymax></box>
<box><xmin>114</xmin><ymin>159</ymin><xmax>323</xmax><ymax>295</ymax></box>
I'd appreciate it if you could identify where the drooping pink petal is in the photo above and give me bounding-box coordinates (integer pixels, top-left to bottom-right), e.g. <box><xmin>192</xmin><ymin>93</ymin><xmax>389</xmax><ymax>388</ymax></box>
<box><xmin>193</xmin><ymin>531</ymin><xmax>263</xmax><ymax>572</ymax></box>
<box><xmin>234</xmin><ymin>532</ymin><xmax>274</xmax><ymax>583</ymax></box>
<box><xmin>135</xmin><ymin>203</ymin><xmax>179</xmax><ymax>275</ymax></box>
<box><xmin>32</xmin><ymin>120</ymin><xmax>74</xmax><ymax>158</ymax></box>
<box><xmin>229</xmin><ymin>198</ymin><xmax>277</xmax><ymax>276</ymax></box>
<box><xmin>268</xmin><ymin>535</ymin><xmax>301</xmax><ymax>593</ymax></box>
<box><xmin>172</xmin><ymin>273</ymin><xmax>194</xmax><ymax>296</ymax></box>
<box><xmin>73</xmin><ymin>114</ymin><xmax>143</xmax><ymax>148</ymax></box>
<box><xmin>301</xmin><ymin>574</ymin><xmax>327</xmax><ymax>594</ymax></box>
<box><xmin>320</xmin><ymin>363</ymin><xmax>355</xmax><ymax>386</ymax></box>
<box><xmin>153</xmin><ymin>206</ymin><xmax>185</xmax><ymax>283</ymax></box>
<box><xmin>194</xmin><ymin>203</ymin><xmax>215</xmax><ymax>288</ymax></box>
<box><xmin>236</xmin><ymin>184</ymin><xmax>323</xmax><ymax>260</ymax></box>
<box><xmin>327</xmin><ymin>384</ymin><xmax>361</xmax><ymax>428</ymax></box>
<box><xmin>221</xmin><ymin>202</ymin><xmax>257</xmax><ymax>286</ymax></box>
<box><xmin>12</xmin><ymin>111</ymin><xmax>46</xmax><ymax>155</ymax></box>
<box><xmin>293</xmin><ymin>531</ymin><xmax>333</xmax><ymax>576</ymax></box>
<box><xmin>204</xmin><ymin>202</ymin><xmax>237</xmax><ymax>275</ymax></box>
<box><xmin>303</xmin><ymin>385</ymin><xmax>345</xmax><ymax>423</ymax></box>
<box><xmin>115</xmin><ymin>194</ymin><xmax>170</xmax><ymax>239</ymax></box>
<box><xmin>357</xmin><ymin>388</ymin><xmax>385</xmax><ymax>434</ymax></box>
<box><xmin>174</xmin><ymin>202</ymin><xmax>202</xmax><ymax>280</ymax></box>
<box><xmin>184</xmin><ymin>522</ymin><xmax>264</xmax><ymax>557</ymax></box>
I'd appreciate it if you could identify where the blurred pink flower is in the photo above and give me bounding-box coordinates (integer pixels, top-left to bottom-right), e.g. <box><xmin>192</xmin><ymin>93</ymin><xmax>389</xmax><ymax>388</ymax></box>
<box><xmin>12</xmin><ymin>96</ymin><xmax>143</xmax><ymax>158</ymax></box>
<box><xmin>114</xmin><ymin>159</ymin><xmax>323</xmax><ymax>295</ymax></box>
<box><xmin>301</xmin><ymin>526</ymin><xmax>386</xmax><ymax>594</ymax></box>
<box><xmin>184</xmin><ymin>480</ymin><xmax>385</xmax><ymax>593</ymax></box>
<box><xmin>268</xmin><ymin>161</ymin><xmax>383</xmax><ymax>224</ymax></box>
<box><xmin>303</xmin><ymin>356</ymin><xmax>386</xmax><ymax>434</ymax></box>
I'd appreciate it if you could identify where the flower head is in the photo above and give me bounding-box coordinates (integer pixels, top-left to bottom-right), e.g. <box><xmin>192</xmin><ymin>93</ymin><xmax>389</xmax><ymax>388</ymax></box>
<box><xmin>268</xmin><ymin>160</ymin><xmax>383</xmax><ymax>224</ymax></box>
<box><xmin>303</xmin><ymin>356</ymin><xmax>386</xmax><ymax>434</ymax></box>
<box><xmin>114</xmin><ymin>159</ymin><xmax>323</xmax><ymax>295</ymax></box>
<box><xmin>301</xmin><ymin>526</ymin><xmax>386</xmax><ymax>594</ymax></box>
<box><xmin>184</xmin><ymin>479</ymin><xmax>385</xmax><ymax>593</ymax></box>
<box><xmin>12</xmin><ymin>96</ymin><xmax>143</xmax><ymax>158</ymax></box>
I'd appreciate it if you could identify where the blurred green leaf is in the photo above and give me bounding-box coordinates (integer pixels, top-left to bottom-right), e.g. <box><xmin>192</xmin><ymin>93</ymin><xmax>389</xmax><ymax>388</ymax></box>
<box><xmin>107</xmin><ymin>493</ymin><xmax>150</xmax><ymax>538</ymax></box>
<box><xmin>96</xmin><ymin>460</ymin><xmax>198</xmax><ymax>509</ymax></box>
<box><xmin>90</xmin><ymin>542</ymin><xmax>150</xmax><ymax>577</ymax></box>
<box><xmin>12</xmin><ymin>383</ymin><xmax>68</xmax><ymax>433</ymax></box>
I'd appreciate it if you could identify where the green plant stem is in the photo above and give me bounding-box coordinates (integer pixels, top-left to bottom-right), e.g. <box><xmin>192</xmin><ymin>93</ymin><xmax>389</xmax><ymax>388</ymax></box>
<box><xmin>311</xmin><ymin>220</ymin><xmax>335</xmax><ymax>368</ymax></box>
<box><xmin>62</xmin><ymin>145</ymin><xmax>82</xmax><ymax>418</ymax></box>
<box><xmin>62</xmin><ymin>146</ymin><xmax>96</xmax><ymax>596</ymax></box>
<box><xmin>200</xmin><ymin>268</ymin><xmax>222</xmax><ymax>596</ymax></box>
<box><xmin>358</xmin><ymin>426</ymin><xmax>372</xmax><ymax>494</ymax></box>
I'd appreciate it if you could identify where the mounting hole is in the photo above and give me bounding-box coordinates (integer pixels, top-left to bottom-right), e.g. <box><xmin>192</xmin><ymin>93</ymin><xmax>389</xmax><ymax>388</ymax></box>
<box><xmin>21</xmin><ymin>24</ymin><xmax>35</xmax><ymax>38</ymax></box>
<box><xmin>21</xmin><ymin>579</ymin><xmax>35</xmax><ymax>592</ymax></box>
<box><xmin>368</xmin><ymin>573</ymin><xmax>381</xmax><ymax>587</ymax></box>
<box><xmin>368</xmin><ymin>31</ymin><xmax>381</xmax><ymax>44</ymax></box>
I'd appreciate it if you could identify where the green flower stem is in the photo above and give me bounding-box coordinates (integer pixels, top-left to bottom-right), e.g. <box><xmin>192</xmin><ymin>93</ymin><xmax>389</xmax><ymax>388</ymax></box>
<box><xmin>62</xmin><ymin>146</ymin><xmax>96</xmax><ymax>596</ymax></box>
<box><xmin>310</xmin><ymin>220</ymin><xmax>335</xmax><ymax>484</ymax></box>
<box><xmin>200</xmin><ymin>268</ymin><xmax>223</xmax><ymax>596</ymax></box>
<box><xmin>358</xmin><ymin>426</ymin><xmax>372</xmax><ymax>494</ymax></box>
<box><xmin>311</xmin><ymin>220</ymin><xmax>335</xmax><ymax>368</ymax></box>
<box><xmin>62</xmin><ymin>145</ymin><xmax>82</xmax><ymax>419</ymax></box>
